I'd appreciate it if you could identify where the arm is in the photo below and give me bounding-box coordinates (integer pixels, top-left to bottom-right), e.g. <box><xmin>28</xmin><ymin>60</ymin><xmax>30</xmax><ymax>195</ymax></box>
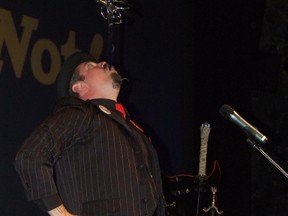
<box><xmin>14</xmin><ymin>105</ymin><xmax>91</xmax><ymax>210</ymax></box>
<box><xmin>14</xmin><ymin>98</ymin><xmax>93</xmax><ymax>212</ymax></box>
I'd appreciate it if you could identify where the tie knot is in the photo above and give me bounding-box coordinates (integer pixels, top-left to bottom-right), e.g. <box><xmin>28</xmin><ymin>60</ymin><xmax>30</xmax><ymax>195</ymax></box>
<box><xmin>116</xmin><ymin>103</ymin><xmax>126</xmax><ymax>119</ymax></box>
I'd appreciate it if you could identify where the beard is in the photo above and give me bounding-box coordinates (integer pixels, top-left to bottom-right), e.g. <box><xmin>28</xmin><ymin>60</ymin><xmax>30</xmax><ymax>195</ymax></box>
<box><xmin>111</xmin><ymin>73</ymin><xmax>128</xmax><ymax>89</ymax></box>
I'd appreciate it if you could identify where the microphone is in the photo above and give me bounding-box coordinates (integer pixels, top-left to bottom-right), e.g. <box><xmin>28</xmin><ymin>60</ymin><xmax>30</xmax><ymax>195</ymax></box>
<box><xmin>219</xmin><ymin>104</ymin><xmax>268</xmax><ymax>144</ymax></box>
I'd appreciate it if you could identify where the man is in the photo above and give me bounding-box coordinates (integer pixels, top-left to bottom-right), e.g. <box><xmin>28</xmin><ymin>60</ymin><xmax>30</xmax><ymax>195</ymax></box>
<box><xmin>14</xmin><ymin>52</ymin><xmax>165</xmax><ymax>216</ymax></box>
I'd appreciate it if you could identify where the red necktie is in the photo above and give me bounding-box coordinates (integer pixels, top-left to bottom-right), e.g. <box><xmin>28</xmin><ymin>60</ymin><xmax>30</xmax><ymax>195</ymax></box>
<box><xmin>116</xmin><ymin>103</ymin><xmax>126</xmax><ymax>119</ymax></box>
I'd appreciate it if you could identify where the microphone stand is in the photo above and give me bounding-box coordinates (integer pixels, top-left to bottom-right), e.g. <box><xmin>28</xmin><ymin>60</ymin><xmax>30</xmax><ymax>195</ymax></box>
<box><xmin>246</xmin><ymin>138</ymin><xmax>288</xmax><ymax>179</ymax></box>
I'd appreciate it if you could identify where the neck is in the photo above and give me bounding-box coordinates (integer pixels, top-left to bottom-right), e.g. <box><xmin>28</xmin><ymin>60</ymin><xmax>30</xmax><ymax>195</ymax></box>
<box><xmin>80</xmin><ymin>91</ymin><xmax>119</xmax><ymax>101</ymax></box>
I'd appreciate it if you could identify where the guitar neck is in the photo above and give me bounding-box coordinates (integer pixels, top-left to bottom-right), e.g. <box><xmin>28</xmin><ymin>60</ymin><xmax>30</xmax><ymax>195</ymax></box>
<box><xmin>198</xmin><ymin>123</ymin><xmax>211</xmax><ymax>176</ymax></box>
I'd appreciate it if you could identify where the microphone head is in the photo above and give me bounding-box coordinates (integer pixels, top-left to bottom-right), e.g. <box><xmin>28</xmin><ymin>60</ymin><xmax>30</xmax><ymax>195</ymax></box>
<box><xmin>219</xmin><ymin>104</ymin><xmax>234</xmax><ymax>119</ymax></box>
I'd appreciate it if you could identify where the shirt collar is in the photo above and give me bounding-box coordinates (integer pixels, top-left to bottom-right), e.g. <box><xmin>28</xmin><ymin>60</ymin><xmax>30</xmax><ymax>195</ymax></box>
<box><xmin>88</xmin><ymin>98</ymin><xmax>117</xmax><ymax>109</ymax></box>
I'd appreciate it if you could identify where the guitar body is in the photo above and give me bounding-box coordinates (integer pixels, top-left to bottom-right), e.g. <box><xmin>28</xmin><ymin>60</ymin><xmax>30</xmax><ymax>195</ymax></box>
<box><xmin>162</xmin><ymin>123</ymin><xmax>222</xmax><ymax>215</ymax></box>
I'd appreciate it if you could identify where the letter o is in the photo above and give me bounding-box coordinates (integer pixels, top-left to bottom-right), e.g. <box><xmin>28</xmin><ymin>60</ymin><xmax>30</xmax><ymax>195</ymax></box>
<box><xmin>31</xmin><ymin>39</ymin><xmax>61</xmax><ymax>85</ymax></box>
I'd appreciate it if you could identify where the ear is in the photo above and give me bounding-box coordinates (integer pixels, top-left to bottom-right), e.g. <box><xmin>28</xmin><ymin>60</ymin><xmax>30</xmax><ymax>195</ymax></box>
<box><xmin>72</xmin><ymin>82</ymin><xmax>88</xmax><ymax>95</ymax></box>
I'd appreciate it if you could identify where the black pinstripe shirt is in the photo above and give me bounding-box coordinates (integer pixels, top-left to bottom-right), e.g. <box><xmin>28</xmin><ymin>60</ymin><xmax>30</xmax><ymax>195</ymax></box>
<box><xmin>14</xmin><ymin>97</ymin><xmax>165</xmax><ymax>216</ymax></box>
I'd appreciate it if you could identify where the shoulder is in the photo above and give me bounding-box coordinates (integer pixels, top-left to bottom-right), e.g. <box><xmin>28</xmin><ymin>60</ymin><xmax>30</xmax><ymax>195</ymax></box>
<box><xmin>53</xmin><ymin>96</ymin><xmax>96</xmax><ymax>114</ymax></box>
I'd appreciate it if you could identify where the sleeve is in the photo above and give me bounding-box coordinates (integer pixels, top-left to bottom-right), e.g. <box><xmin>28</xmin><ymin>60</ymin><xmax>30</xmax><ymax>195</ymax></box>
<box><xmin>14</xmin><ymin>100</ymin><xmax>94</xmax><ymax>211</ymax></box>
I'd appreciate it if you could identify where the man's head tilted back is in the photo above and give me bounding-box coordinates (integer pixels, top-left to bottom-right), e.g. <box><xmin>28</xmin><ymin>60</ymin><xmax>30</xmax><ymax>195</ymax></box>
<box><xmin>56</xmin><ymin>52</ymin><xmax>123</xmax><ymax>101</ymax></box>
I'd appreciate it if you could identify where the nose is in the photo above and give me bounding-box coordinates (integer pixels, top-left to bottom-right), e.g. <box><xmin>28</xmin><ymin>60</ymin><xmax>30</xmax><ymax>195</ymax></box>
<box><xmin>99</xmin><ymin>61</ymin><xmax>110</xmax><ymax>69</ymax></box>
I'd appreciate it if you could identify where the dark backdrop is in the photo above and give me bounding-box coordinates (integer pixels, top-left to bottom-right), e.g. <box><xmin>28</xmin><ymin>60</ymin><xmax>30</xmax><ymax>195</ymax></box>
<box><xmin>1</xmin><ymin>0</ymin><xmax>288</xmax><ymax>215</ymax></box>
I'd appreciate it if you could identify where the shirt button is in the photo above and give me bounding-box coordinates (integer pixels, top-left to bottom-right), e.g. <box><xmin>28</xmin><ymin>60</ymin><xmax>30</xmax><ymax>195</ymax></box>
<box><xmin>142</xmin><ymin>198</ymin><xmax>148</xmax><ymax>203</ymax></box>
<box><xmin>139</xmin><ymin>164</ymin><xmax>144</xmax><ymax>169</ymax></box>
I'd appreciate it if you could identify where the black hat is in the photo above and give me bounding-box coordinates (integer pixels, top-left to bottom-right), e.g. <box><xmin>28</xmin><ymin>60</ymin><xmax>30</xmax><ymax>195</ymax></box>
<box><xmin>56</xmin><ymin>52</ymin><xmax>97</xmax><ymax>98</ymax></box>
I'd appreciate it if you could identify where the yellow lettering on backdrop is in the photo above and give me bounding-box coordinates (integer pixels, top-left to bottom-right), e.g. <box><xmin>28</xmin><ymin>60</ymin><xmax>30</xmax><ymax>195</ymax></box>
<box><xmin>90</xmin><ymin>33</ymin><xmax>103</xmax><ymax>62</ymax></box>
<box><xmin>0</xmin><ymin>8</ymin><xmax>38</xmax><ymax>77</ymax></box>
<box><xmin>31</xmin><ymin>39</ymin><xmax>61</xmax><ymax>85</ymax></box>
<box><xmin>0</xmin><ymin>7</ymin><xmax>104</xmax><ymax>85</ymax></box>
<box><xmin>61</xmin><ymin>31</ymin><xmax>80</xmax><ymax>60</ymax></box>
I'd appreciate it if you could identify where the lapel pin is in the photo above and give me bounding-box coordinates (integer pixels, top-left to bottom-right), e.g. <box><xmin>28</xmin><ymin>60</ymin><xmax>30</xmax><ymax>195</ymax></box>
<box><xmin>99</xmin><ymin>105</ymin><xmax>111</xmax><ymax>115</ymax></box>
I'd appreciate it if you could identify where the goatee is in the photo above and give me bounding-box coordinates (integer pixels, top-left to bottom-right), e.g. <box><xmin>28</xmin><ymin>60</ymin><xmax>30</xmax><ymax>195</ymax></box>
<box><xmin>111</xmin><ymin>73</ymin><xmax>128</xmax><ymax>89</ymax></box>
